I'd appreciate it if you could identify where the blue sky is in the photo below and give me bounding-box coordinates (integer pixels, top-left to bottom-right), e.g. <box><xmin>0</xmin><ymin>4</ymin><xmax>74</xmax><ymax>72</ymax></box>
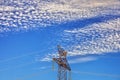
<box><xmin>0</xmin><ymin>0</ymin><xmax>120</xmax><ymax>80</ymax></box>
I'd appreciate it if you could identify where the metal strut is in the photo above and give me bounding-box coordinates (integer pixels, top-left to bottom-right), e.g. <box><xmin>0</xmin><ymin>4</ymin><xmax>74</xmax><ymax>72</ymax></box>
<box><xmin>53</xmin><ymin>45</ymin><xmax>71</xmax><ymax>80</ymax></box>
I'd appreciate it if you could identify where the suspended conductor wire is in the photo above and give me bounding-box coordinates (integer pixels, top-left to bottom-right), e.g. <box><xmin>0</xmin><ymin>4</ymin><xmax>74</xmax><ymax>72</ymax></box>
<box><xmin>0</xmin><ymin>61</ymin><xmax>37</xmax><ymax>72</ymax></box>
<box><xmin>16</xmin><ymin>69</ymin><xmax>52</xmax><ymax>80</ymax></box>
<box><xmin>72</xmin><ymin>70</ymin><xmax>120</xmax><ymax>78</ymax></box>
<box><xmin>0</xmin><ymin>48</ymin><xmax>49</xmax><ymax>63</ymax></box>
<box><xmin>52</xmin><ymin>69</ymin><xmax>120</xmax><ymax>78</ymax></box>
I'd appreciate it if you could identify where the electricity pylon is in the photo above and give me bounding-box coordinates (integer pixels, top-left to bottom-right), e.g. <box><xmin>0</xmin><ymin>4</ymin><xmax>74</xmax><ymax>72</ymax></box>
<box><xmin>53</xmin><ymin>45</ymin><xmax>71</xmax><ymax>80</ymax></box>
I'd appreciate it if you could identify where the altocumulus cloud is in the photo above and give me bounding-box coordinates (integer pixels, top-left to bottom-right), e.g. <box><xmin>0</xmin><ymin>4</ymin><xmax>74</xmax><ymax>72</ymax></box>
<box><xmin>63</xmin><ymin>18</ymin><xmax>120</xmax><ymax>56</ymax></box>
<box><xmin>0</xmin><ymin>0</ymin><xmax>119</xmax><ymax>33</ymax></box>
<box><xmin>0</xmin><ymin>0</ymin><xmax>120</xmax><ymax>63</ymax></box>
<box><xmin>40</xmin><ymin>18</ymin><xmax>120</xmax><ymax>62</ymax></box>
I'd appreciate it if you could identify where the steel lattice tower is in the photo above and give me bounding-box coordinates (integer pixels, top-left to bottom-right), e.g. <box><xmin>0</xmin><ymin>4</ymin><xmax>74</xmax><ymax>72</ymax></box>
<box><xmin>53</xmin><ymin>45</ymin><xmax>71</xmax><ymax>80</ymax></box>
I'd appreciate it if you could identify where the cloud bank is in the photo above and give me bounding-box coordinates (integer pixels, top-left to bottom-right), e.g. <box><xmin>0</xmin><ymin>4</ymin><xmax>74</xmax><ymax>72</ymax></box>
<box><xmin>0</xmin><ymin>0</ymin><xmax>120</xmax><ymax>63</ymax></box>
<box><xmin>0</xmin><ymin>0</ymin><xmax>119</xmax><ymax>33</ymax></box>
<box><xmin>40</xmin><ymin>18</ymin><xmax>120</xmax><ymax>63</ymax></box>
<box><xmin>64</xmin><ymin>18</ymin><xmax>120</xmax><ymax>56</ymax></box>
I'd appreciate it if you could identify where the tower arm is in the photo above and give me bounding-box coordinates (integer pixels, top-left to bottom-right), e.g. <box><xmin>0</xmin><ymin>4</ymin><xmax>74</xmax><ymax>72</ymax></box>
<box><xmin>53</xmin><ymin>58</ymin><xmax>71</xmax><ymax>71</ymax></box>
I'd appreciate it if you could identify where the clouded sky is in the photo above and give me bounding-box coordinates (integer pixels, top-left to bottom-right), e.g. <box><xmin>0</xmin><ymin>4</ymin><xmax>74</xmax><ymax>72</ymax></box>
<box><xmin>0</xmin><ymin>0</ymin><xmax>120</xmax><ymax>80</ymax></box>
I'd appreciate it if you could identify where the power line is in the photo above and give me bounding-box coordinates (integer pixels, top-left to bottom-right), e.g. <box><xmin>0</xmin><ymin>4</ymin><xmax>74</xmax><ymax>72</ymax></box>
<box><xmin>0</xmin><ymin>49</ymin><xmax>47</xmax><ymax>63</ymax></box>
<box><xmin>0</xmin><ymin>61</ymin><xmax>37</xmax><ymax>72</ymax></box>
<box><xmin>0</xmin><ymin>50</ymin><xmax>54</xmax><ymax>71</ymax></box>
<box><xmin>16</xmin><ymin>69</ymin><xmax>52</xmax><ymax>80</ymax></box>
<box><xmin>1</xmin><ymin>65</ymin><xmax>119</xmax><ymax>79</ymax></box>
<box><xmin>52</xmin><ymin>68</ymin><xmax>120</xmax><ymax>78</ymax></box>
<box><xmin>72</xmin><ymin>70</ymin><xmax>120</xmax><ymax>78</ymax></box>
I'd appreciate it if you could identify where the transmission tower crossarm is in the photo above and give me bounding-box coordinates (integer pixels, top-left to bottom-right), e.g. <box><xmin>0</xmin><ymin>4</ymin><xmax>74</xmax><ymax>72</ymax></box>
<box><xmin>53</xmin><ymin>58</ymin><xmax>71</xmax><ymax>71</ymax></box>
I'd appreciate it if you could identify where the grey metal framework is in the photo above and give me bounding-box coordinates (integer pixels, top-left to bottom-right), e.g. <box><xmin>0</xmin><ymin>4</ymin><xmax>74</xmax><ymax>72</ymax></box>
<box><xmin>53</xmin><ymin>45</ymin><xmax>71</xmax><ymax>80</ymax></box>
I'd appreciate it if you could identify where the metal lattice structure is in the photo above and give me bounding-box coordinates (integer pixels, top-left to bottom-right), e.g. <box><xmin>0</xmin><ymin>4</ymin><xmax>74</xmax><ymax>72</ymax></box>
<box><xmin>53</xmin><ymin>45</ymin><xmax>71</xmax><ymax>80</ymax></box>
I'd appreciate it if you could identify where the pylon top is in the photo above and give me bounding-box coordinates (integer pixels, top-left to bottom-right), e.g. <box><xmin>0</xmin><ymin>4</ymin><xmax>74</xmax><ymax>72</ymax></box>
<box><xmin>57</xmin><ymin>45</ymin><xmax>67</xmax><ymax>57</ymax></box>
<box><xmin>53</xmin><ymin>45</ymin><xmax>71</xmax><ymax>71</ymax></box>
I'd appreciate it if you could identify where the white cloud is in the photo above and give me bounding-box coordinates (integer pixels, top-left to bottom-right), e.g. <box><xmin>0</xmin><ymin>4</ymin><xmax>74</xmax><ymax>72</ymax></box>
<box><xmin>63</xmin><ymin>18</ymin><xmax>120</xmax><ymax>56</ymax></box>
<box><xmin>0</xmin><ymin>5</ymin><xmax>15</xmax><ymax>11</ymax></box>
<box><xmin>40</xmin><ymin>57</ymin><xmax>52</xmax><ymax>62</ymax></box>
<box><xmin>0</xmin><ymin>0</ymin><xmax>119</xmax><ymax>33</ymax></box>
<box><xmin>69</xmin><ymin>56</ymin><xmax>97</xmax><ymax>64</ymax></box>
<box><xmin>33</xmin><ymin>66</ymin><xmax>51</xmax><ymax>70</ymax></box>
<box><xmin>40</xmin><ymin>18</ymin><xmax>120</xmax><ymax>62</ymax></box>
<box><xmin>36</xmin><ymin>53</ymin><xmax>59</xmax><ymax>62</ymax></box>
<box><xmin>0</xmin><ymin>0</ymin><xmax>119</xmax><ymax>63</ymax></box>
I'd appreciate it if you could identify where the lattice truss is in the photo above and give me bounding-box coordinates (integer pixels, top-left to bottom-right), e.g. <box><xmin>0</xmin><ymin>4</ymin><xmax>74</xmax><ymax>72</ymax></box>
<box><xmin>53</xmin><ymin>45</ymin><xmax>71</xmax><ymax>80</ymax></box>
